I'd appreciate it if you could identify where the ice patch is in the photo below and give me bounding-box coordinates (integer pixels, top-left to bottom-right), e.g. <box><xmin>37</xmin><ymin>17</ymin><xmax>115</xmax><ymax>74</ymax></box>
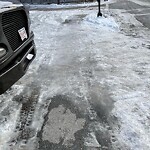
<box><xmin>0</xmin><ymin>109</ymin><xmax>20</xmax><ymax>150</ymax></box>
<box><xmin>112</xmin><ymin>90</ymin><xmax>150</xmax><ymax>150</ymax></box>
<box><xmin>84</xmin><ymin>132</ymin><xmax>101</xmax><ymax>147</ymax></box>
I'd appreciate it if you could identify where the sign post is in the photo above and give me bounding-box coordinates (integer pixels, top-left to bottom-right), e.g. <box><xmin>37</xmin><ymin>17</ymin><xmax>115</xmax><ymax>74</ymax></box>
<box><xmin>97</xmin><ymin>0</ymin><xmax>102</xmax><ymax>17</ymax></box>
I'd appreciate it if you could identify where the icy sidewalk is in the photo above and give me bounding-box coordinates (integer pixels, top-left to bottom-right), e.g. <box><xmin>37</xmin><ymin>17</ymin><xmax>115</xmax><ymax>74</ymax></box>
<box><xmin>31</xmin><ymin>9</ymin><xmax>150</xmax><ymax>150</ymax></box>
<box><xmin>0</xmin><ymin>7</ymin><xmax>150</xmax><ymax>150</ymax></box>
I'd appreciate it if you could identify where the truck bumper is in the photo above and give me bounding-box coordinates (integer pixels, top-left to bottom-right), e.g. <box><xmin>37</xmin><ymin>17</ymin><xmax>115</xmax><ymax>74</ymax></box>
<box><xmin>0</xmin><ymin>34</ymin><xmax>36</xmax><ymax>94</ymax></box>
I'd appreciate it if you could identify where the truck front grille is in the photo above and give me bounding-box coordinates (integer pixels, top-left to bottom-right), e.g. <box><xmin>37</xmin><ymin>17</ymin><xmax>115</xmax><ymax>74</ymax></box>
<box><xmin>2</xmin><ymin>10</ymin><xmax>28</xmax><ymax>51</ymax></box>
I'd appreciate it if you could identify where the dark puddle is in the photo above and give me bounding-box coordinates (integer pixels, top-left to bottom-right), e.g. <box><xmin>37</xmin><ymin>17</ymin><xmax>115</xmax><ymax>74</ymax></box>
<box><xmin>38</xmin><ymin>93</ymin><xmax>117</xmax><ymax>150</ymax></box>
<box><xmin>38</xmin><ymin>95</ymin><xmax>86</xmax><ymax>150</ymax></box>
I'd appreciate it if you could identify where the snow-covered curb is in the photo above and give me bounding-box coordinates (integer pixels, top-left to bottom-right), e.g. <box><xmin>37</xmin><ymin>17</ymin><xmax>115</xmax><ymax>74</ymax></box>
<box><xmin>29</xmin><ymin>0</ymin><xmax>115</xmax><ymax>10</ymax></box>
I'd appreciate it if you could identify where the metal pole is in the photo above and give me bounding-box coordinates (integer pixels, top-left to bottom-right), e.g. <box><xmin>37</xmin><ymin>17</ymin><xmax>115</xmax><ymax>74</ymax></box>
<box><xmin>97</xmin><ymin>0</ymin><xmax>102</xmax><ymax>17</ymax></box>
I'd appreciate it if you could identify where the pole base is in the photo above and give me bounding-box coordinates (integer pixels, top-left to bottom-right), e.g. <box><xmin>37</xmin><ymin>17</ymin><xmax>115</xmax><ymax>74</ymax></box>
<box><xmin>97</xmin><ymin>12</ymin><xmax>102</xmax><ymax>17</ymax></box>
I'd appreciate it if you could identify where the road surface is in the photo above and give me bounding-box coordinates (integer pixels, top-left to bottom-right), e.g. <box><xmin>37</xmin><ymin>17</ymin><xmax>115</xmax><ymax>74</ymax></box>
<box><xmin>110</xmin><ymin>0</ymin><xmax>150</xmax><ymax>29</ymax></box>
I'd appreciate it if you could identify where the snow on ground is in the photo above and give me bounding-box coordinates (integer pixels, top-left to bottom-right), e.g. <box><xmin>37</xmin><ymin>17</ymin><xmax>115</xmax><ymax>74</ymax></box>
<box><xmin>30</xmin><ymin>2</ymin><xmax>98</xmax><ymax>10</ymax></box>
<box><xmin>0</xmin><ymin>1</ymin><xmax>12</xmax><ymax>7</ymax></box>
<box><xmin>29</xmin><ymin>0</ymin><xmax>115</xmax><ymax>10</ymax></box>
<box><xmin>0</xmin><ymin>4</ymin><xmax>150</xmax><ymax>150</ymax></box>
<box><xmin>31</xmin><ymin>8</ymin><xmax>150</xmax><ymax>150</ymax></box>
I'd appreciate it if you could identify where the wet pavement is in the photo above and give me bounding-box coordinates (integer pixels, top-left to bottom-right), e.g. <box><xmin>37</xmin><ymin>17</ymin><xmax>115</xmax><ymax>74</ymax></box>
<box><xmin>37</xmin><ymin>92</ymin><xmax>115</xmax><ymax>150</ymax></box>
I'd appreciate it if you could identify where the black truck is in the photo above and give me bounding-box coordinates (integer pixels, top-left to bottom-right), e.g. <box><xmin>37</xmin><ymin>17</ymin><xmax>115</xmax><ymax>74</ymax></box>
<box><xmin>0</xmin><ymin>0</ymin><xmax>36</xmax><ymax>94</ymax></box>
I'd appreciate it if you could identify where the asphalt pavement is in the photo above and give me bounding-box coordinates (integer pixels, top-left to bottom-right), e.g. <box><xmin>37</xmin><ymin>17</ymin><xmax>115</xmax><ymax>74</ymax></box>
<box><xmin>110</xmin><ymin>0</ymin><xmax>150</xmax><ymax>29</ymax></box>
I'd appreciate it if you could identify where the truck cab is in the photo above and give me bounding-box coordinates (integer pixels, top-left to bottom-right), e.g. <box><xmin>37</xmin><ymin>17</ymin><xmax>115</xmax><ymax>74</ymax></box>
<box><xmin>0</xmin><ymin>0</ymin><xmax>36</xmax><ymax>94</ymax></box>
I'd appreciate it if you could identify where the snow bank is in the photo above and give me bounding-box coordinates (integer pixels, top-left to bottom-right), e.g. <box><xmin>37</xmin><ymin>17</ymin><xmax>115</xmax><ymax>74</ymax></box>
<box><xmin>0</xmin><ymin>1</ymin><xmax>12</xmax><ymax>7</ymax></box>
<box><xmin>83</xmin><ymin>13</ymin><xmax>119</xmax><ymax>31</ymax></box>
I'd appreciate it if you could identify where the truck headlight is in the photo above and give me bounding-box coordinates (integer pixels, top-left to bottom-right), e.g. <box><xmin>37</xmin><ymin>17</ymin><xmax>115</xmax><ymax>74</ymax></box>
<box><xmin>0</xmin><ymin>47</ymin><xmax>7</xmax><ymax>58</ymax></box>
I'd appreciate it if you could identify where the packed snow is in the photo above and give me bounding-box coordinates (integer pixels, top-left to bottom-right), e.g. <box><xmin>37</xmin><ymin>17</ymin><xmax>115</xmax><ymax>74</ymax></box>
<box><xmin>0</xmin><ymin>2</ymin><xmax>150</xmax><ymax>150</ymax></box>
